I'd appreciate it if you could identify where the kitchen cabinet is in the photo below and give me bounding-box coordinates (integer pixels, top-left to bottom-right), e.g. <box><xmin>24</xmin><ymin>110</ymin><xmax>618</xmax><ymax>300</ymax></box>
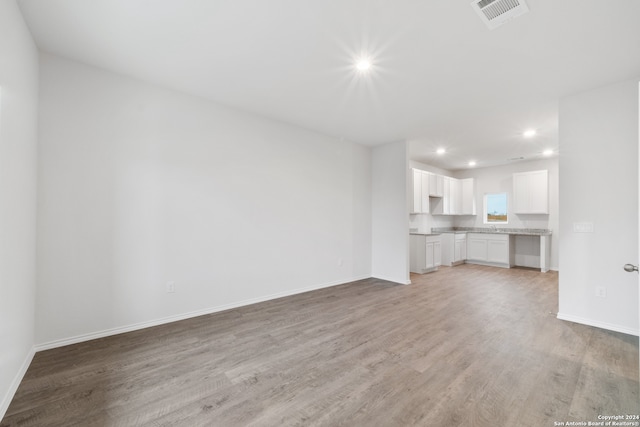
<box><xmin>432</xmin><ymin>177</ymin><xmax>476</xmax><ymax>216</ymax></box>
<box><xmin>435</xmin><ymin>176</ymin><xmax>457</xmax><ymax>215</ymax></box>
<box><xmin>441</xmin><ymin>233</ymin><xmax>466</xmax><ymax>266</ymax></box>
<box><xmin>513</xmin><ymin>170</ymin><xmax>548</xmax><ymax>214</ymax></box>
<box><xmin>454</xmin><ymin>235</ymin><xmax>466</xmax><ymax>263</ymax></box>
<box><xmin>466</xmin><ymin>233</ymin><xmax>514</xmax><ymax>268</ymax></box>
<box><xmin>410</xmin><ymin>168</ymin><xmax>430</xmax><ymax>214</ymax></box>
<box><xmin>411</xmin><ymin>169</ymin><xmax>474</xmax><ymax>216</ymax></box>
<box><xmin>425</xmin><ymin>238</ymin><xmax>442</xmax><ymax>270</ymax></box>
<box><xmin>467</xmin><ymin>235</ymin><xmax>487</xmax><ymax>261</ymax></box>
<box><xmin>421</xmin><ymin>173</ymin><xmax>430</xmax><ymax>212</ymax></box>
<box><xmin>410</xmin><ymin>234</ymin><xmax>442</xmax><ymax>274</ymax></box>
<box><xmin>460</xmin><ymin>178</ymin><xmax>476</xmax><ymax>215</ymax></box>
<box><xmin>449</xmin><ymin>178</ymin><xmax>461</xmax><ymax>215</ymax></box>
<box><xmin>429</xmin><ymin>173</ymin><xmax>444</xmax><ymax>197</ymax></box>
<box><xmin>440</xmin><ymin>177</ymin><xmax>451</xmax><ymax>215</ymax></box>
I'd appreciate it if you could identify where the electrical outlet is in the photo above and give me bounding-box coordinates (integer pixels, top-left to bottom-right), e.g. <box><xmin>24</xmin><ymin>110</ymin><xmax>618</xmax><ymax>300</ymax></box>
<box><xmin>166</xmin><ymin>281</ymin><xmax>175</xmax><ymax>293</ymax></box>
<box><xmin>595</xmin><ymin>286</ymin><xmax>606</xmax><ymax>298</ymax></box>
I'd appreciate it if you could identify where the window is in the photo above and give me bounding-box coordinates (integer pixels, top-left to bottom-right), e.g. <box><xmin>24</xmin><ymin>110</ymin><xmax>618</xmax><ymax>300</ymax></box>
<box><xmin>484</xmin><ymin>193</ymin><xmax>508</xmax><ymax>224</ymax></box>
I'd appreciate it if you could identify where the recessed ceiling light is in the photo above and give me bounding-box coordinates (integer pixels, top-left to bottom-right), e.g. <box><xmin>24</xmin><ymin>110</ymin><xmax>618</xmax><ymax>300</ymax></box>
<box><xmin>356</xmin><ymin>58</ymin><xmax>371</xmax><ymax>72</ymax></box>
<box><xmin>523</xmin><ymin>129</ymin><xmax>537</xmax><ymax>138</ymax></box>
<box><xmin>436</xmin><ymin>148</ymin><xmax>446</xmax><ymax>155</ymax></box>
<box><xmin>468</xmin><ymin>160</ymin><xmax>476</xmax><ymax>167</ymax></box>
<box><xmin>543</xmin><ymin>149</ymin><xmax>553</xmax><ymax>156</ymax></box>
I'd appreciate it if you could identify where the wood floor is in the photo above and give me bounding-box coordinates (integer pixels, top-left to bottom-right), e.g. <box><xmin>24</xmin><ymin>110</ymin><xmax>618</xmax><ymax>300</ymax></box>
<box><xmin>2</xmin><ymin>265</ymin><xmax>639</xmax><ymax>426</ymax></box>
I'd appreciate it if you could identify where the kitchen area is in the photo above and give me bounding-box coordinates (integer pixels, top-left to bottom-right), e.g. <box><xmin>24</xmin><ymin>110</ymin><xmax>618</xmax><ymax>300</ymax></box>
<box><xmin>409</xmin><ymin>158</ymin><xmax>558</xmax><ymax>275</ymax></box>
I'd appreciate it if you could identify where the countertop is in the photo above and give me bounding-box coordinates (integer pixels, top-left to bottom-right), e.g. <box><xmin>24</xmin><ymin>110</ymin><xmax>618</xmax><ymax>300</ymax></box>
<box><xmin>430</xmin><ymin>227</ymin><xmax>552</xmax><ymax>236</ymax></box>
<box><xmin>409</xmin><ymin>232</ymin><xmax>441</xmax><ymax>236</ymax></box>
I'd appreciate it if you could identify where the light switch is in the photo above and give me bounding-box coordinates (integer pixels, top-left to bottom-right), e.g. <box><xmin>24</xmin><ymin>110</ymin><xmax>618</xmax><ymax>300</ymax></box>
<box><xmin>573</xmin><ymin>222</ymin><xmax>594</xmax><ymax>233</ymax></box>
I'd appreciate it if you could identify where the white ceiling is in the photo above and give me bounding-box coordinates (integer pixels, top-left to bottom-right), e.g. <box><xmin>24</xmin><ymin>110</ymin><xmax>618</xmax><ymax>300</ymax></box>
<box><xmin>17</xmin><ymin>0</ymin><xmax>640</xmax><ymax>170</ymax></box>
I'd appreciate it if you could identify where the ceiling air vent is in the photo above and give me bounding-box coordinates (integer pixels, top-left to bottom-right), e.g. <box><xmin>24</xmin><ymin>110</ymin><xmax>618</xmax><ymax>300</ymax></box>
<box><xmin>471</xmin><ymin>0</ymin><xmax>529</xmax><ymax>30</ymax></box>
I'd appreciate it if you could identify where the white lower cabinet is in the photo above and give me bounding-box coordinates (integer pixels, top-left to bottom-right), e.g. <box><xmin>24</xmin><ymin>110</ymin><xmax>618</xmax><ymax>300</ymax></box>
<box><xmin>432</xmin><ymin>239</ymin><xmax>442</xmax><ymax>267</ymax></box>
<box><xmin>454</xmin><ymin>236</ymin><xmax>466</xmax><ymax>263</ymax></box>
<box><xmin>410</xmin><ymin>234</ymin><xmax>442</xmax><ymax>274</ymax></box>
<box><xmin>487</xmin><ymin>239</ymin><xmax>509</xmax><ymax>264</ymax></box>
<box><xmin>467</xmin><ymin>236</ymin><xmax>487</xmax><ymax>261</ymax></box>
<box><xmin>466</xmin><ymin>233</ymin><xmax>514</xmax><ymax>268</ymax></box>
<box><xmin>441</xmin><ymin>233</ymin><xmax>466</xmax><ymax>266</ymax></box>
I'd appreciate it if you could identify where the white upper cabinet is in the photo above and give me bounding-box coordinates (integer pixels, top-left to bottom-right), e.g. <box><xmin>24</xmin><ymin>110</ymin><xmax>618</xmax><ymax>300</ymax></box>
<box><xmin>431</xmin><ymin>176</ymin><xmax>475</xmax><ymax>216</ymax></box>
<box><xmin>428</xmin><ymin>173</ymin><xmax>444</xmax><ymax>197</ymax></box>
<box><xmin>411</xmin><ymin>169</ymin><xmax>475</xmax><ymax>216</ymax></box>
<box><xmin>460</xmin><ymin>178</ymin><xmax>476</xmax><ymax>215</ymax></box>
<box><xmin>421</xmin><ymin>172</ymin><xmax>430</xmax><ymax>212</ymax></box>
<box><xmin>411</xmin><ymin>168</ymin><xmax>422</xmax><ymax>214</ymax></box>
<box><xmin>441</xmin><ymin>177</ymin><xmax>451</xmax><ymax>215</ymax></box>
<box><xmin>449</xmin><ymin>178</ymin><xmax>461</xmax><ymax>215</ymax></box>
<box><xmin>410</xmin><ymin>168</ymin><xmax>430</xmax><ymax>214</ymax></box>
<box><xmin>513</xmin><ymin>170</ymin><xmax>548</xmax><ymax>214</ymax></box>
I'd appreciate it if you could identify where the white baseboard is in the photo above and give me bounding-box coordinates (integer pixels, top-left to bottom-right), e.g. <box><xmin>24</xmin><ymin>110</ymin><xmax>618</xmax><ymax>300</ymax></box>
<box><xmin>1</xmin><ymin>346</ymin><xmax>36</xmax><ymax>421</ymax></box>
<box><xmin>557</xmin><ymin>312</ymin><xmax>639</xmax><ymax>336</ymax></box>
<box><xmin>465</xmin><ymin>260</ymin><xmax>510</xmax><ymax>269</ymax></box>
<box><xmin>371</xmin><ymin>275</ymin><xmax>411</xmax><ymax>285</ymax></box>
<box><xmin>35</xmin><ymin>275</ymin><xmax>371</xmax><ymax>352</ymax></box>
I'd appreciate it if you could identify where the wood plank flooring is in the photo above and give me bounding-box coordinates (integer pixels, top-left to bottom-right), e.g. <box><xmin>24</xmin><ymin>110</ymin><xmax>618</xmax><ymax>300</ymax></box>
<box><xmin>2</xmin><ymin>265</ymin><xmax>639</xmax><ymax>426</ymax></box>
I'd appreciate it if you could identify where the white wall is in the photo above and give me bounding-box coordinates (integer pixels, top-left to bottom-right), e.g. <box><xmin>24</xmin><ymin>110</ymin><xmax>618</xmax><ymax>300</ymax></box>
<box><xmin>454</xmin><ymin>158</ymin><xmax>559</xmax><ymax>270</ymax></box>
<box><xmin>558</xmin><ymin>77</ymin><xmax>639</xmax><ymax>335</ymax></box>
<box><xmin>0</xmin><ymin>0</ymin><xmax>39</xmax><ymax>418</ymax></box>
<box><xmin>36</xmin><ymin>53</ymin><xmax>372</xmax><ymax>346</ymax></box>
<box><xmin>371</xmin><ymin>141</ymin><xmax>410</xmax><ymax>284</ymax></box>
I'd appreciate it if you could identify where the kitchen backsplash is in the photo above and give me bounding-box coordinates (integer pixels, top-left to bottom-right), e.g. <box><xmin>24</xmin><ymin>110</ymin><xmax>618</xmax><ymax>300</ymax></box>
<box><xmin>409</xmin><ymin>213</ymin><xmax>454</xmax><ymax>233</ymax></box>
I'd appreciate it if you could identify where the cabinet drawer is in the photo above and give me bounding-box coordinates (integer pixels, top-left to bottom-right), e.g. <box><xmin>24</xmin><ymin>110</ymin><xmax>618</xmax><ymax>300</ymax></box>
<box><xmin>484</xmin><ymin>233</ymin><xmax>509</xmax><ymax>242</ymax></box>
<box><xmin>467</xmin><ymin>233</ymin><xmax>508</xmax><ymax>241</ymax></box>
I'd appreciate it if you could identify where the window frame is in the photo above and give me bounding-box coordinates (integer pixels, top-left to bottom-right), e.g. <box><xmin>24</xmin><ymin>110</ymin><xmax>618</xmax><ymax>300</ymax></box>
<box><xmin>483</xmin><ymin>192</ymin><xmax>508</xmax><ymax>225</ymax></box>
